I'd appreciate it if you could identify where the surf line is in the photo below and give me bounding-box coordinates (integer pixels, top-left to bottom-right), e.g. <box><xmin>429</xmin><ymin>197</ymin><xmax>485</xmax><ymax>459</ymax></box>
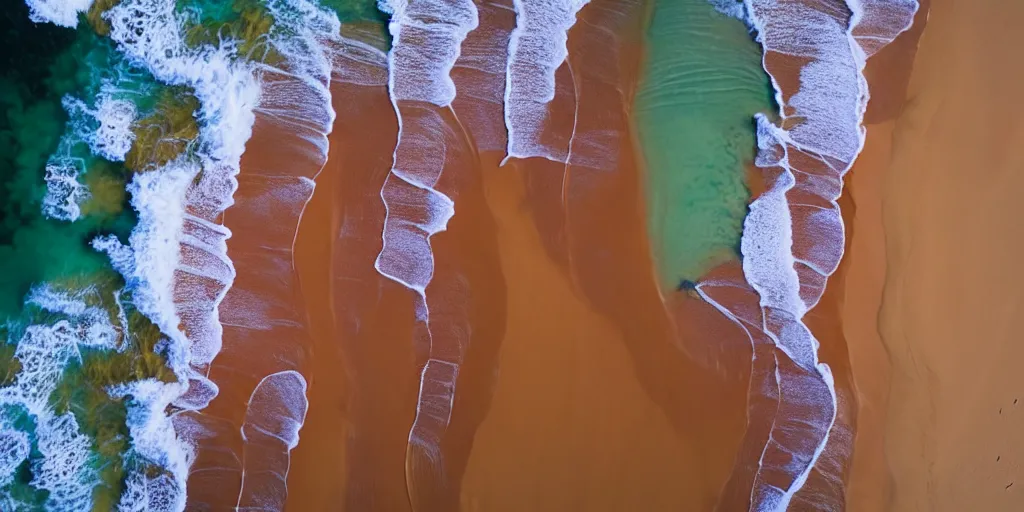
<box><xmin>374</xmin><ymin>0</ymin><xmax>479</xmax><ymax>500</ymax></box>
<box><xmin>502</xmin><ymin>0</ymin><xmax>591</xmax><ymax>165</ymax></box>
<box><xmin>700</xmin><ymin>0</ymin><xmax>920</xmax><ymax>509</ymax></box>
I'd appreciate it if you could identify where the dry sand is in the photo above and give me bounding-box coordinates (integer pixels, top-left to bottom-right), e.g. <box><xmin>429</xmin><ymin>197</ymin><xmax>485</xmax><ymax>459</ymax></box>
<box><xmin>842</xmin><ymin>0</ymin><xmax>1024</xmax><ymax>509</ymax></box>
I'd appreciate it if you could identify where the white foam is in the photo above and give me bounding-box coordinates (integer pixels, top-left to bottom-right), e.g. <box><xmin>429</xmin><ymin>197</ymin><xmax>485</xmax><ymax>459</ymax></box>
<box><xmin>710</xmin><ymin>0</ymin><xmax>748</xmax><ymax>19</ymax></box>
<box><xmin>375</xmin><ymin>171</ymin><xmax>457</xmax><ymax>298</ymax></box>
<box><xmin>730</xmin><ymin>0</ymin><xmax>919</xmax><ymax>508</ymax></box>
<box><xmin>0</xmin><ymin>428</ymin><xmax>30</xmax><ymax>487</ymax></box>
<box><xmin>26</xmin><ymin>285</ymin><xmax>122</xmax><ymax>351</ymax></box>
<box><xmin>381</xmin><ymin>0</ymin><xmax>478</xmax><ymax>106</ymax></box>
<box><xmin>93</xmin><ymin>158</ymin><xmax>199</xmax><ymax>351</ymax></box>
<box><xmin>0</xmin><ymin>324</ymin><xmax>83</xmax><ymax>417</ymax></box>
<box><xmin>376</xmin><ymin>0</ymin><xmax>476</xmax><ymax>298</ymax></box>
<box><xmin>41</xmin><ymin>156</ymin><xmax>89</xmax><ymax>222</ymax></box>
<box><xmin>32</xmin><ymin>413</ymin><xmax>100</xmax><ymax>511</ymax></box>
<box><xmin>376</xmin><ymin>0</ymin><xmax>480</xmax><ymax>480</ymax></box>
<box><xmin>108</xmin><ymin>379</ymin><xmax>191</xmax><ymax>512</ymax></box>
<box><xmin>236</xmin><ymin>370</ymin><xmax>308</xmax><ymax>511</ymax></box>
<box><xmin>13</xmin><ymin>0</ymin><xmax>344</xmax><ymax>508</ymax></box>
<box><xmin>331</xmin><ymin>34</ymin><xmax>390</xmax><ymax>87</ymax></box>
<box><xmin>407</xmin><ymin>358</ymin><xmax>458</xmax><ymax>457</ymax></box>
<box><xmin>503</xmin><ymin>0</ymin><xmax>589</xmax><ymax>162</ymax></box>
<box><xmin>91</xmin><ymin>95</ymin><xmax>138</xmax><ymax>161</ymax></box>
<box><xmin>848</xmin><ymin>0</ymin><xmax>921</xmax><ymax>57</ymax></box>
<box><xmin>24</xmin><ymin>0</ymin><xmax>93</xmax><ymax>28</ymax></box>
<box><xmin>63</xmin><ymin>93</ymin><xmax>139</xmax><ymax>162</ymax></box>
<box><xmin>0</xmin><ymin>322</ymin><xmax>109</xmax><ymax>511</ymax></box>
<box><xmin>41</xmin><ymin>89</ymin><xmax>138</xmax><ymax>223</ymax></box>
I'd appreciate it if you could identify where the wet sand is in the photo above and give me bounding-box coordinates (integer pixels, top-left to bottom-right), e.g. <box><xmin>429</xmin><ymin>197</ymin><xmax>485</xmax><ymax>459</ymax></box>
<box><xmin>458</xmin><ymin>160</ymin><xmax>697</xmax><ymax>511</ymax></box>
<box><xmin>289</xmin><ymin>28</ymin><xmax>418</xmax><ymax>512</ymax></box>
<box><xmin>288</xmin><ymin>22</ymin><xmax>511</xmax><ymax>511</ymax></box>
<box><xmin>842</xmin><ymin>119</ymin><xmax>898</xmax><ymax>511</ymax></box>
<box><xmin>461</xmin><ymin>0</ymin><xmax>748</xmax><ymax>508</ymax></box>
<box><xmin>184</xmin><ymin>68</ymin><xmax>328</xmax><ymax>509</ymax></box>
<box><xmin>871</xmin><ymin>0</ymin><xmax>1024</xmax><ymax>509</ymax></box>
<box><xmin>841</xmin><ymin>4</ymin><xmax>929</xmax><ymax>508</ymax></box>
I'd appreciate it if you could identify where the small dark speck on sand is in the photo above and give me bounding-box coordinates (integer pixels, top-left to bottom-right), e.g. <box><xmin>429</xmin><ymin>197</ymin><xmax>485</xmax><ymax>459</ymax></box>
<box><xmin>678</xmin><ymin>279</ymin><xmax>697</xmax><ymax>292</ymax></box>
<box><xmin>1015</xmin><ymin>399</ymin><xmax>1019</xmax><ymax>405</ymax></box>
<box><xmin>1000</xmin><ymin>408</ymin><xmax>1003</xmax><ymax>414</ymax></box>
<box><xmin>997</xmin><ymin>456</ymin><xmax>1001</xmax><ymax>462</ymax></box>
<box><xmin>1006</xmin><ymin>483</ymin><xmax>1014</xmax><ymax>490</ymax></box>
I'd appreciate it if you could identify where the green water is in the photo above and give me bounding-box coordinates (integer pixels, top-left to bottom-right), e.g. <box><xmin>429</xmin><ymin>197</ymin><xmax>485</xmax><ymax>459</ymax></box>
<box><xmin>635</xmin><ymin>0</ymin><xmax>774</xmax><ymax>290</ymax></box>
<box><xmin>0</xmin><ymin>9</ymin><xmax>136</xmax><ymax>321</ymax></box>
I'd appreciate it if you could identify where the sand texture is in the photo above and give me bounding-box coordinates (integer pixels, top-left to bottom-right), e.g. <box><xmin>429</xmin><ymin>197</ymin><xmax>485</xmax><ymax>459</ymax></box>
<box><xmin>842</xmin><ymin>0</ymin><xmax>1024</xmax><ymax>509</ymax></box>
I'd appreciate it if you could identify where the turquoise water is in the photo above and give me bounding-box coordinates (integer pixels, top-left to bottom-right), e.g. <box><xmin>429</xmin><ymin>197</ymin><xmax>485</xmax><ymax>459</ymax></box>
<box><xmin>635</xmin><ymin>0</ymin><xmax>774</xmax><ymax>290</ymax></box>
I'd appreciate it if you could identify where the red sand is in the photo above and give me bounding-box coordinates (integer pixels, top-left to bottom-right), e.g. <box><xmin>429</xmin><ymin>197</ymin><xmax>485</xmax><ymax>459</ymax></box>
<box><xmin>183</xmin><ymin>69</ymin><xmax>326</xmax><ymax>510</ymax></box>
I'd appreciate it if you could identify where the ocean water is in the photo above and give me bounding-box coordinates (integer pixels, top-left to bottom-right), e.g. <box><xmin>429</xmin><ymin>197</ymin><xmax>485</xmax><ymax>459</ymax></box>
<box><xmin>635</xmin><ymin>0</ymin><xmax>774</xmax><ymax>290</ymax></box>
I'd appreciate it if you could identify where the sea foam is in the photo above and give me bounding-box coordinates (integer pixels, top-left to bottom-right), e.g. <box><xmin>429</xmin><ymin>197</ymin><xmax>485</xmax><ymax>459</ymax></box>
<box><xmin>176</xmin><ymin>1</ymin><xmax>341</xmax><ymax>509</ymax></box>
<box><xmin>376</xmin><ymin>0</ymin><xmax>476</xmax><ymax>298</ymax></box>
<box><xmin>715</xmin><ymin>0</ymin><xmax>919</xmax><ymax>508</ymax></box>
<box><xmin>236</xmin><ymin>370</ymin><xmax>308</xmax><ymax>511</ymax></box>
<box><xmin>503</xmin><ymin>0</ymin><xmax>589</xmax><ymax>163</ymax></box>
<box><xmin>377</xmin><ymin>0</ymin><xmax>479</xmax><ymax>481</ymax></box>
<box><xmin>0</xmin><ymin>320</ymin><xmax>108</xmax><ymax>510</ymax></box>
<box><xmin>41</xmin><ymin>156</ymin><xmax>89</xmax><ymax>222</ymax></box>
<box><xmin>24</xmin><ymin>0</ymin><xmax>93</xmax><ymax>28</ymax></box>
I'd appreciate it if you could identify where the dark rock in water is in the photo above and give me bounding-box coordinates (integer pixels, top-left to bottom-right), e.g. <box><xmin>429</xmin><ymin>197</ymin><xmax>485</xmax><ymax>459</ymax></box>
<box><xmin>678</xmin><ymin>279</ymin><xmax>697</xmax><ymax>292</ymax></box>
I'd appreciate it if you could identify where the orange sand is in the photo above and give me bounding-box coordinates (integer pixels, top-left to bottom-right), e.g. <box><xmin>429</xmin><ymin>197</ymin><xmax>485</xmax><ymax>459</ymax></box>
<box><xmin>459</xmin><ymin>0</ymin><xmax>749</xmax><ymax>509</ymax></box>
<box><xmin>289</xmin><ymin>29</ymin><xmax>419</xmax><ymax>511</ymax></box>
<box><xmin>839</xmin><ymin>0</ymin><xmax>1024</xmax><ymax>509</ymax></box>
<box><xmin>878</xmin><ymin>0</ymin><xmax>1024</xmax><ymax>508</ymax></box>
<box><xmin>184</xmin><ymin>71</ymin><xmax>324</xmax><ymax>509</ymax></box>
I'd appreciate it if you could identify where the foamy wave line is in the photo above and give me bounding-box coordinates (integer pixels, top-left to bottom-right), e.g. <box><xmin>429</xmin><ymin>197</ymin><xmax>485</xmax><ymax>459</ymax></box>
<box><xmin>376</xmin><ymin>0</ymin><xmax>477</xmax><ymax>476</ymax></box>
<box><xmin>24</xmin><ymin>0</ymin><xmax>94</xmax><ymax>28</ymax></box>
<box><xmin>99</xmin><ymin>0</ymin><xmax>340</xmax><ymax>508</ymax></box>
<box><xmin>718</xmin><ymin>0</ymin><xmax>918</xmax><ymax>509</ymax></box>
<box><xmin>235</xmin><ymin>370</ymin><xmax>309</xmax><ymax>511</ymax></box>
<box><xmin>450</xmin><ymin>0</ymin><xmax>516</xmax><ymax>152</ymax></box>
<box><xmin>503</xmin><ymin>0</ymin><xmax>589</xmax><ymax>163</ymax></box>
<box><xmin>0</xmin><ymin>287</ymin><xmax>140</xmax><ymax>509</ymax></box>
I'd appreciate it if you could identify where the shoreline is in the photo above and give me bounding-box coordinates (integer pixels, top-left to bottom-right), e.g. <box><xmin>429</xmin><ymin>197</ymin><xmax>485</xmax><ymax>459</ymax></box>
<box><xmin>840</xmin><ymin>1</ymin><xmax>930</xmax><ymax>508</ymax></box>
<box><xmin>875</xmin><ymin>0</ymin><xmax>1024</xmax><ymax>508</ymax></box>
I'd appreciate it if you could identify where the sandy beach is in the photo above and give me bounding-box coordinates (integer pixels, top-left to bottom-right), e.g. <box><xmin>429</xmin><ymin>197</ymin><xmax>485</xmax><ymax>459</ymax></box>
<box><xmin>842</xmin><ymin>0</ymin><xmax>1024</xmax><ymax>509</ymax></box>
<box><xmin>277</xmin><ymin>0</ymin><xmax>1024</xmax><ymax>510</ymax></box>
